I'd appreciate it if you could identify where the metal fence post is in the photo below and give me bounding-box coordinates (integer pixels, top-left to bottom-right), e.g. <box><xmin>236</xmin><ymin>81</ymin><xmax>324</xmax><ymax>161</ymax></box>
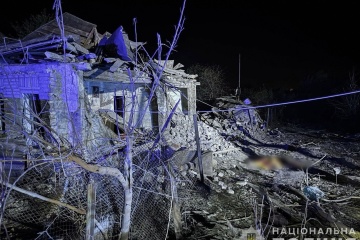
<box><xmin>193</xmin><ymin>114</ymin><xmax>204</xmax><ymax>183</ymax></box>
<box><xmin>86</xmin><ymin>182</ymin><xmax>96</xmax><ymax>240</ymax></box>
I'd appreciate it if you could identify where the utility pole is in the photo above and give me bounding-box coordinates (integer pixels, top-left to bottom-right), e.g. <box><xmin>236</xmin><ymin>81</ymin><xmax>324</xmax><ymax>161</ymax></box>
<box><xmin>238</xmin><ymin>53</ymin><xmax>241</xmax><ymax>101</ymax></box>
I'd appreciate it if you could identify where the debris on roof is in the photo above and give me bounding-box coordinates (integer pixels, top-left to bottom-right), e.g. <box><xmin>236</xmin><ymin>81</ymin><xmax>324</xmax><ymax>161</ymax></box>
<box><xmin>100</xmin><ymin>26</ymin><xmax>133</xmax><ymax>61</ymax></box>
<box><xmin>151</xmin><ymin>59</ymin><xmax>198</xmax><ymax>82</ymax></box>
<box><xmin>200</xmin><ymin>96</ymin><xmax>266</xmax><ymax>142</ymax></box>
<box><xmin>23</xmin><ymin>12</ymin><xmax>99</xmax><ymax>47</ymax></box>
<box><xmin>0</xmin><ymin>13</ymin><xmax>195</xmax><ymax>85</ymax></box>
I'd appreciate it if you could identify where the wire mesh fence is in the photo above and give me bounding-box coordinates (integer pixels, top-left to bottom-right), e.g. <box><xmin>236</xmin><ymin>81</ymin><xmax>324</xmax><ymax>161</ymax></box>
<box><xmin>0</xmin><ymin>85</ymin><xmax>266</xmax><ymax>240</ymax></box>
<box><xmin>3</xmin><ymin>162</ymin><xmax>87</xmax><ymax>239</ymax></box>
<box><xmin>1</xmin><ymin>134</ymin><xmax>200</xmax><ymax>240</ymax></box>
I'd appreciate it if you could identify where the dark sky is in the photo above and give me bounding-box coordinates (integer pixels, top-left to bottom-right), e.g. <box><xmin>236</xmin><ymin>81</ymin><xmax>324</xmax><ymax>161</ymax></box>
<box><xmin>1</xmin><ymin>0</ymin><xmax>360</xmax><ymax>89</ymax></box>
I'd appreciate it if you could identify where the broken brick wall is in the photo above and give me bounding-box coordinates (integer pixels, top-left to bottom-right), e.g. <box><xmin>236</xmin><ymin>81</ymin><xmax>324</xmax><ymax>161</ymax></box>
<box><xmin>156</xmin><ymin>80</ymin><xmax>197</xmax><ymax>129</ymax></box>
<box><xmin>84</xmin><ymin>80</ymin><xmax>154</xmax><ymax>130</ymax></box>
<box><xmin>0</xmin><ymin>64</ymin><xmax>53</xmax><ymax>139</ymax></box>
<box><xmin>0</xmin><ymin>63</ymin><xmax>116</xmax><ymax>152</ymax></box>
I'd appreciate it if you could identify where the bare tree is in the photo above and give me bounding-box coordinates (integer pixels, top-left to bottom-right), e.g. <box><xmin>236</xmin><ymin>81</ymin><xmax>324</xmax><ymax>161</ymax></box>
<box><xmin>187</xmin><ymin>64</ymin><xmax>227</xmax><ymax>101</ymax></box>
<box><xmin>11</xmin><ymin>9</ymin><xmax>54</xmax><ymax>38</ymax></box>
<box><xmin>330</xmin><ymin>70</ymin><xmax>360</xmax><ymax>119</ymax></box>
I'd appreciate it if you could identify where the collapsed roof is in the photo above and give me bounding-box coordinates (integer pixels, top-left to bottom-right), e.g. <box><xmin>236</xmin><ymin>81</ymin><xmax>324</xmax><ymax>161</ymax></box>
<box><xmin>22</xmin><ymin>12</ymin><xmax>99</xmax><ymax>46</ymax></box>
<box><xmin>0</xmin><ymin>12</ymin><xmax>197</xmax><ymax>83</ymax></box>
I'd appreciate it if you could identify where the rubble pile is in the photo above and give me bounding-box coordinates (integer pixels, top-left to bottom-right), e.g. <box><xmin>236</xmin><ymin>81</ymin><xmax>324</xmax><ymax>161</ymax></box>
<box><xmin>0</xmin><ymin>13</ymin><xmax>149</xmax><ymax>77</ymax></box>
<box><xmin>162</xmin><ymin>97</ymin><xmax>266</xmax><ymax>153</ymax></box>
<box><xmin>180</xmin><ymin>127</ymin><xmax>360</xmax><ymax>240</ymax></box>
<box><xmin>0</xmin><ymin>12</ymin><xmax>202</xmax><ymax>240</ymax></box>
<box><xmin>2</xmin><ymin>10</ymin><xmax>360</xmax><ymax>240</ymax></box>
<box><xmin>163</xmin><ymin>113</ymin><xmax>235</xmax><ymax>152</ymax></box>
<box><xmin>201</xmin><ymin>97</ymin><xmax>266</xmax><ymax>142</ymax></box>
<box><xmin>212</xmin><ymin>149</ymin><xmax>248</xmax><ymax>169</ymax></box>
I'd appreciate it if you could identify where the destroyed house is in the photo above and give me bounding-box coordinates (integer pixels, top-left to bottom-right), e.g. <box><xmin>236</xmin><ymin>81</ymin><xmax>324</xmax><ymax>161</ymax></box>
<box><xmin>0</xmin><ymin>13</ymin><xmax>198</xmax><ymax>146</ymax></box>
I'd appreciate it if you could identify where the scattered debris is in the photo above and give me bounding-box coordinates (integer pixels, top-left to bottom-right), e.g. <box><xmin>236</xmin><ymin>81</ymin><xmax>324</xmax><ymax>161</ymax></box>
<box><xmin>303</xmin><ymin>186</ymin><xmax>325</xmax><ymax>201</ymax></box>
<box><xmin>1</xmin><ymin>10</ymin><xmax>360</xmax><ymax>240</ymax></box>
<box><xmin>333</xmin><ymin>167</ymin><xmax>341</xmax><ymax>184</ymax></box>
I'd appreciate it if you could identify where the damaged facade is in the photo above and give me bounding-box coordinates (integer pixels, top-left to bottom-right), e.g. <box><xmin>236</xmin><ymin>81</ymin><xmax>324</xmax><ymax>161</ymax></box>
<box><xmin>0</xmin><ymin>13</ymin><xmax>198</xmax><ymax>145</ymax></box>
<box><xmin>2</xmin><ymin>8</ymin><xmax>360</xmax><ymax>240</ymax></box>
<box><xmin>0</xmin><ymin>11</ymin><xmax>268</xmax><ymax>240</ymax></box>
<box><xmin>0</xmin><ymin>12</ymin><xmax>204</xmax><ymax>240</ymax></box>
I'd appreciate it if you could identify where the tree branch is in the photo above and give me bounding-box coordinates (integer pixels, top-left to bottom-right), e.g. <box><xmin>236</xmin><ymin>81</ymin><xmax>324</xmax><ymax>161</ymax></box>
<box><xmin>3</xmin><ymin>182</ymin><xmax>86</xmax><ymax>215</ymax></box>
<box><xmin>68</xmin><ymin>155</ymin><xmax>127</xmax><ymax>187</ymax></box>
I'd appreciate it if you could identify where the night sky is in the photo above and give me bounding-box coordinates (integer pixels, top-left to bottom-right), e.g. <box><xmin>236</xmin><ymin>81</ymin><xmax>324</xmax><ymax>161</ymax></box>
<box><xmin>1</xmin><ymin>0</ymin><xmax>360</xmax><ymax>90</ymax></box>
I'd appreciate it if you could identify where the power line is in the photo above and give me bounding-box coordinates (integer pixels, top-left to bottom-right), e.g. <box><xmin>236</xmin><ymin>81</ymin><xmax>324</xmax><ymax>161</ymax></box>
<box><xmin>196</xmin><ymin>89</ymin><xmax>360</xmax><ymax>113</ymax></box>
<box><xmin>106</xmin><ymin>89</ymin><xmax>360</xmax><ymax>113</ymax></box>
